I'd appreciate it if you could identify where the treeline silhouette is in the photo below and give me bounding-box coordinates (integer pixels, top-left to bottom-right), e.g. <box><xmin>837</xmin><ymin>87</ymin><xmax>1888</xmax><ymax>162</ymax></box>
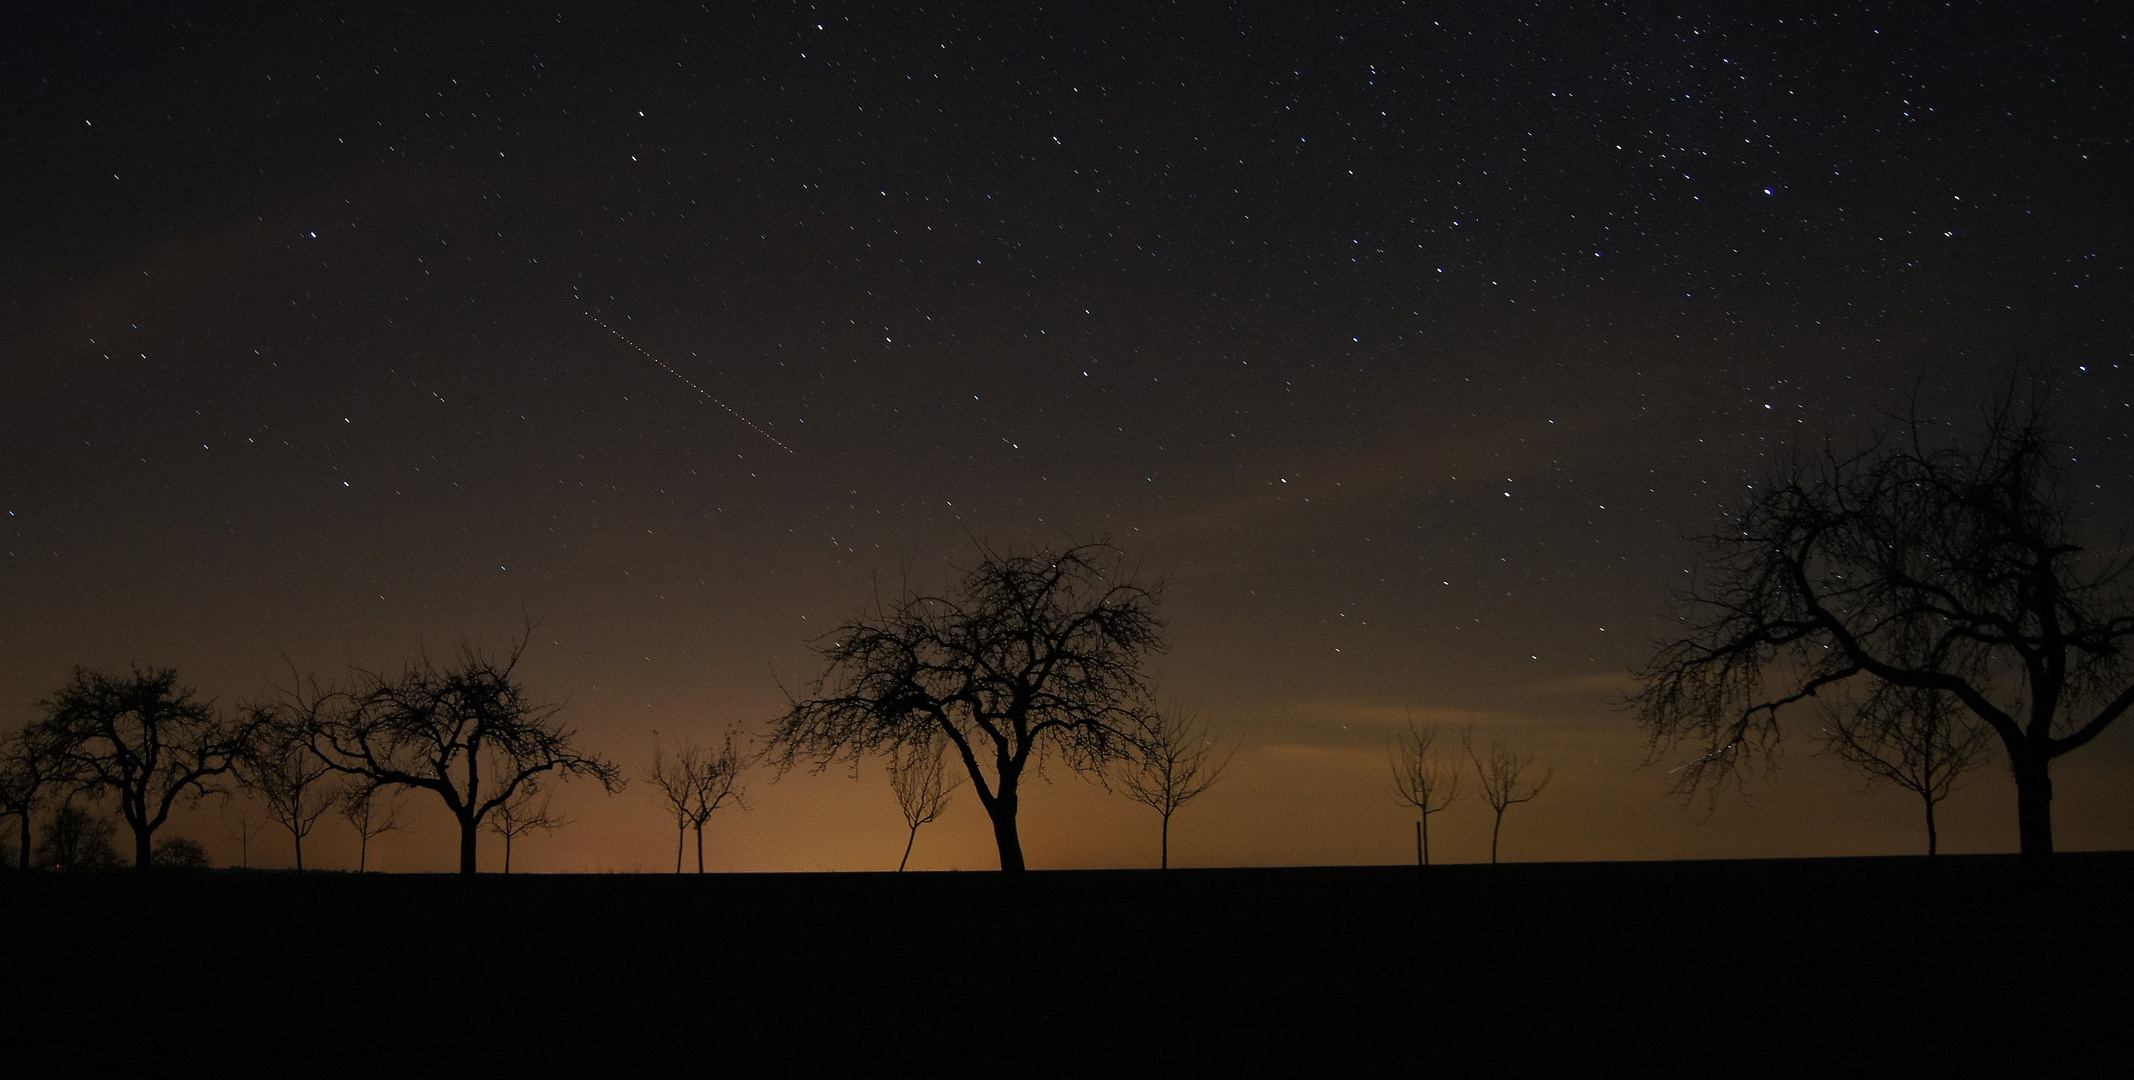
<box><xmin>0</xmin><ymin>639</ymin><xmax>621</xmax><ymax>874</ymax></box>
<box><xmin>6</xmin><ymin>387</ymin><xmax>2127</xmax><ymax>874</ymax></box>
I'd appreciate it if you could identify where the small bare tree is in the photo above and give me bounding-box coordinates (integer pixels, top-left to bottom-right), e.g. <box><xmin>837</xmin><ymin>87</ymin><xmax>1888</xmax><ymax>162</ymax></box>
<box><xmin>221</xmin><ymin>794</ymin><xmax>267</xmax><ymax>871</ymax></box>
<box><xmin>1389</xmin><ymin>718</ymin><xmax>1460</xmax><ymax>866</ymax></box>
<box><xmin>1115</xmin><ymin>706</ymin><xmax>1234</xmax><ymax>869</ymax></box>
<box><xmin>685</xmin><ymin>734</ymin><xmax>747</xmax><ymax>873</ymax></box>
<box><xmin>1463</xmin><ymin>726</ymin><xmax>1551</xmax><ymax>865</ymax></box>
<box><xmin>645</xmin><ymin>734</ymin><xmax>749</xmax><ymax>873</ymax></box>
<box><xmin>1822</xmin><ymin>684</ymin><xmax>1994</xmax><ymax>856</ymax></box>
<box><xmin>38</xmin><ymin>799</ymin><xmax>121</xmax><ymax>871</ymax></box>
<box><xmin>888</xmin><ymin>739</ymin><xmax>964</xmax><ymax>871</ymax></box>
<box><xmin>340</xmin><ymin>782</ymin><xmax>405</xmax><ymax>872</ymax></box>
<box><xmin>489</xmin><ymin>784</ymin><xmax>567</xmax><ymax>873</ymax></box>
<box><xmin>240</xmin><ymin>705</ymin><xmax>338</xmax><ymax>872</ymax></box>
<box><xmin>0</xmin><ymin>724</ymin><xmax>69</xmax><ymax>871</ymax></box>
<box><xmin>645</xmin><ymin>740</ymin><xmax>699</xmax><ymax>874</ymax></box>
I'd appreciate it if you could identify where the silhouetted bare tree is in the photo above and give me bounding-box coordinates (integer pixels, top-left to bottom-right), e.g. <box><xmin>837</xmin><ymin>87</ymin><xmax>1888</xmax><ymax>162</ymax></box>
<box><xmin>240</xmin><ymin>704</ymin><xmax>338</xmax><ymax>872</ymax></box>
<box><xmin>644</xmin><ymin>740</ymin><xmax>697</xmax><ymax>873</ymax></box>
<box><xmin>340</xmin><ymin>782</ymin><xmax>404</xmax><ymax>872</ymax></box>
<box><xmin>311</xmin><ymin>638</ymin><xmax>623</xmax><ymax>875</ymax></box>
<box><xmin>1632</xmin><ymin>387</ymin><xmax>2134</xmax><ymax>868</ymax></box>
<box><xmin>686</xmin><ymin>734</ymin><xmax>747</xmax><ymax>873</ymax></box>
<box><xmin>151</xmin><ymin>836</ymin><xmax>210</xmax><ymax>870</ymax></box>
<box><xmin>887</xmin><ymin>738</ymin><xmax>963</xmax><ymax>871</ymax></box>
<box><xmin>1116</xmin><ymin>706</ymin><xmax>1233</xmax><ymax>869</ymax></box>
<box><xmin>37</xmin><ymin>800</ymin><xmax>121</xmax><ymax>871</ymax></box>
<box><xmin>489</xmin><ymin>784</ymin><xmax>566</xmax><ymax>873</ymax></box>
<box><xmin>0</xmin><ymin>724</ymin><xmax>69</xmax><ymax>871</ymax></box>
<box><xmin>645</xmin><ymin>734</ymin><xmax>749</xmax><ymax>873</ymax></box>
<box><xmin>39</xmin><ymin>666</ymin><xmax>254</xmax><ymax>872</ymax></box>
<box><xmin>222</xmin><ymin>794</ymin><xmax>267</xmax><ymax>870</ymax></box>
<box><xmin>1821</xmin><ymin>684</ymin><xmax>1994</xmax><ymax>856</ymax></box>
<box><xmin>772</xmin><ymin>542</ymin><xmax>1163</xmax><ymax>873</ymax></box>
<box><xmin>1463</xmin><ymin>726</ymin><xmax>1551</xmax><ymax>865</ymax></box>
<box><xmin>1389</xmin><ymin>718</ymin><xmax>1460</xmax><ymax>866</ymax></box>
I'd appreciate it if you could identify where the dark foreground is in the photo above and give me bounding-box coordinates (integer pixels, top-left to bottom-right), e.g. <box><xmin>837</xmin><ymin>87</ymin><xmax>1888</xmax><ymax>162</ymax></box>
<box><xmin>5</xmin><ymin>854</ymin><xmax>2129</xmax><ymax>1075</ymax></box>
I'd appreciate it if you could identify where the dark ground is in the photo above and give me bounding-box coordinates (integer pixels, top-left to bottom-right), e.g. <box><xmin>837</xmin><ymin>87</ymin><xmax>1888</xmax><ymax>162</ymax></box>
<box><xmin>4</xmin><ymin>854</ymin><xmax>2128</xmax><ymax>1076</ymax></box>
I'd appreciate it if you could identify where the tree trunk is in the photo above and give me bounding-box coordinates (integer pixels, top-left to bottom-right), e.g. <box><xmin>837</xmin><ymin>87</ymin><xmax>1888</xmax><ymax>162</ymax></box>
<box><xmin>1422</xmin><ymin>814</ymin><xmax>1432</xmax><ymax>867</ymax></box>
<box><xmin>458</xmin><ymin>817</ymin><xmax>479</xmax><ymax>875</ymax></box>
<box><xmin>503</xmin><ymin>835</ymin><xmax>513</xmax><ymax>874</ymax></box>
<box><xmin>695</xmin><ymin>824</ymin><xmax>706</xmax><ymax>874</ymax></box>
<box><xmin>16</xmin><ymin>815</ymin><xmax>28</xmax><ymax>871</ymax></box>
<box><xmin>1923</xmin><ymin>795</ymin><xmax>1939</xmax><ymax>858</ymax></box>
<box><xmin>986</xmin><ymin>790</ymin><xmax>1025</xmax><ymax>874</ymax></box>
<box><xmin>675</xmin><ymin>825</ymin><xmax>684</xmax><ymax>874</ymax></box>
<box><xmin>294</xmin><ymin>834</ymin><xmax>305</xmax><ymax>873</ymax></box>
<box><xmin>358</xmin><ymin>834</ymin><xmax>369</xmax><ymax>873</ymax></box>
<box><xmin>1414</xmin><ymin>820</ymin><xmax>1423</xmax><ymax>867</ymax></box>
<box><xmin>2013</xmin><ymin>750</ymin><xmax>2054</xmax><ymax>869</ymax></box>
<box><xmin>1160</xmin><ymin>812</ymin><xmax>1171</xmax><ymax>870</ymax></box>
<box><xmin>133</xmin><ymin>825</ymin><xmax>153</xmax><ymax>873</ymax></box>
<box><xmin>900</xmin><ymin>826</ymin><xmax>917</xmax><ymax>872</ymax></box>
<box><xmin>1490</xmin><ymin>810</ymin><xmax>1504</xmax><ymax>865</ymax></box>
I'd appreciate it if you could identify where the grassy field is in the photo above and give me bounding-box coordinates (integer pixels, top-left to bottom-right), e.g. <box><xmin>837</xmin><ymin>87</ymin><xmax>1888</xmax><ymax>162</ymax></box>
<box><xmin>5</xmin><ymin>854</ymin><xmax>2128</xmax><ymax>1075</ymax></box>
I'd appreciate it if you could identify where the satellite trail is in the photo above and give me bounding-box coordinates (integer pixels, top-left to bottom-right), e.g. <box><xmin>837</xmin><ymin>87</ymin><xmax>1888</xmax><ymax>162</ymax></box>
<box><xmin>584</xmin><ymin>312</ymin><xmax>796</xmax><ymax>455</ymax></box>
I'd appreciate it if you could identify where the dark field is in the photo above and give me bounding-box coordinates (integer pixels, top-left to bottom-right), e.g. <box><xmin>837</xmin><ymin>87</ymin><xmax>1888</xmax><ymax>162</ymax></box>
<box><xmin>6</xmin><ymin>855</ymin><xmax>2129</xmax><ymax>1075</ymax></box>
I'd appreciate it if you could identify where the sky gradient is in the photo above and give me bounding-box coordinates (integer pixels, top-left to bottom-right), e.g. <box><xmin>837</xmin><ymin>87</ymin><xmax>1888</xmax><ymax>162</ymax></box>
<box><xmin>5</xmin><ymin>2</ymin><xmax>2132</xmax><ymax>871</ymax></box>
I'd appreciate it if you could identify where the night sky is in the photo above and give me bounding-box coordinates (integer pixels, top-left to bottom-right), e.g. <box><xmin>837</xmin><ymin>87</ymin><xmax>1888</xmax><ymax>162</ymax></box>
<box><xmin>5</xmin><ymin>2</ymin><xmax>2131</xmax><ymax>872</ymax></box>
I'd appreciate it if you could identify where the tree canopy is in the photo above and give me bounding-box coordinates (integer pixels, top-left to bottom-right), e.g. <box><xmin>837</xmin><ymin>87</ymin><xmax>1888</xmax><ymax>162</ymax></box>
<box><xmin>771</xmin><ymin>542</ymin><xmax>1163</xmax><ymax>873</ymax></box>
<box><xmin>311</xmin><ymin>639</ymin><xmax>623</xmax><ymax>874</ymax></box>
<box><xmin>39</xmin><ymin>666</ymin><xmax>252</xmax><ymax>872</ymax></box>
<box><xmin>1634</xmin><ymin>388</ymin><xmax>2134</xmax><ymax>864</ymax></box>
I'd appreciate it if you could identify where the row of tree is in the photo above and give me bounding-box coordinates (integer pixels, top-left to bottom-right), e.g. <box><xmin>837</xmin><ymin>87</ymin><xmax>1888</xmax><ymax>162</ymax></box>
<box><xmin>0</xmin><ymin>634</ymin><xmax>1239</xmax><ymax>876</ymax></box>
<box><xmin>0</xmin><ymin>643</ymin><xmax>621</xmax><ymax>874</ymax></box>
<box><xmin>1389</xmin><ymin>722</ymin><xmax>1553</xmax><ymax>866</ymax></box>
<box><xmin>775</xmin><ymin>388</ymin><xmax>2132</xmax><ymax>871</ymax></box>
<box><xmin>8</xmin><ymin>386</ymin><xmax>2126</xmax><ymax>874</ymax></box>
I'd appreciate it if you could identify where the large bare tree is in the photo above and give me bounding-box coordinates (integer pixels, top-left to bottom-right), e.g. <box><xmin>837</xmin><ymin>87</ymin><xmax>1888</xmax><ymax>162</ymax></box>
<box><xmin>644</xmin><ymin>734</ymin><xmax>748</xmax><ymax>873</ymax></box>
<box><xmin>887</xmin><ymin>738</ymin><xmax>963</xmax><ymax>871</ymax></box>
<box><xmin>1389</xmin><ymin>718</ymin><xmax>1460</xmax><ymax>866</ymax></box>
<box><xmin>38</xmin><ymin>666</ymin><xmax>254</xmax><ymax>872</ymax></box>
<box><xmin>1463</xmin><ymin>726</ymin><xmax>1551</xmax><ymax>865</ymax></box>
<box><xmin>1115</xmin><ymin>706</ymin><xmax>1233</xmax><ymax>869</ymax></box>
<box><xmin>771</xmin><ymin>542</ymin><xmax>1164</xmax><ymax>873</ymax></box>
<box><xmin>1821</xmin><ymin>684</ymin><xmax>1993</xmax><ymax>856</ymax></box>
<box><xmin>1633</xmin><ymin>388</ymin><xmax>2133</xmax><ymax>867</ymax></box>
<box><xmin>311</xmin><ymin>639</ymin><xmax>623</xmax><ymax>874</ymax></box>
